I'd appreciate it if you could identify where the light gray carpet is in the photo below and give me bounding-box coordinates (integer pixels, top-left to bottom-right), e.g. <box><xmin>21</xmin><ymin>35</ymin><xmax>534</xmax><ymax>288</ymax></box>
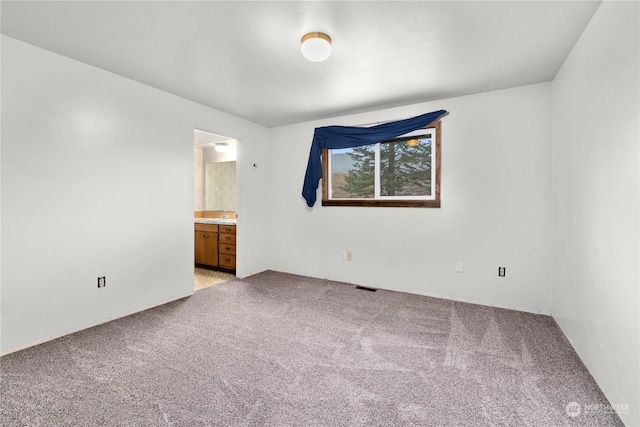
<box><xmin>1</xmin><ymin>271</ymin><xmax>622</xmax><ymax>426</ymax></box>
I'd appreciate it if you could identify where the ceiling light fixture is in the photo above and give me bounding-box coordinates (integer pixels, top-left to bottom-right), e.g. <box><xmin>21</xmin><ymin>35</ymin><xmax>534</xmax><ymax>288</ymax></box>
<box><xmin>301</xmin><ymin>32</ymin><xmax>332</xmax><ymax>62</ymax></box>
<box><xmin>215</xmin><ymin>142</ymin><xmax>229</xmax><ymax>153</ymax></box>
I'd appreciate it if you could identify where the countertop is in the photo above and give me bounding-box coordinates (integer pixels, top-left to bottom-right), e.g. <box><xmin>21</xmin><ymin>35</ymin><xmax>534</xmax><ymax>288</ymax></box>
<box><xmin>194</xmin><ymin>218</ymin><xmax>237</xmax><ymax>225</ymax></box>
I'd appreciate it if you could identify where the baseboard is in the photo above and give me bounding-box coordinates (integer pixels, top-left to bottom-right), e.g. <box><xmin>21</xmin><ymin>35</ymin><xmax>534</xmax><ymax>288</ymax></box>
<box><xmin>267</xmin><ymin>269</ymin><xmax>551</xmax><ymax>316</ymax></box>
<box><xmin>1</xmin><ymin>291</ymin><xmax>194</xmax><ymax>357</ymax></box>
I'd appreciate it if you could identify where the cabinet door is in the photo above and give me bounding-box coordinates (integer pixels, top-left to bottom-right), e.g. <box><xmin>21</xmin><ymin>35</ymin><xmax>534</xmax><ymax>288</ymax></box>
<box><xmin>195</xmin><ymin>231</ymin><xmax>218</xmax><ymax>266</ymax></box>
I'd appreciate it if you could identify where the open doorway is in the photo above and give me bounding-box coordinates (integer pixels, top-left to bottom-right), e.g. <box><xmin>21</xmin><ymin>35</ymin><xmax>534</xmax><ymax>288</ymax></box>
<box><xmin>193</xmin><ymin>129</ymin><xmax>237</xmax><ymax>291</ymax></box>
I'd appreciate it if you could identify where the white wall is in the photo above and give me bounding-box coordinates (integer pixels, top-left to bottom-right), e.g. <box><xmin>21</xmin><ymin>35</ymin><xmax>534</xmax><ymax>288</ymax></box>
<box><xmin>0</xmin><ymin>36</ymin><xmax>270</xmax><ymax>354</ymax></box>
<box><xmin>552</xmin><ymin>2</ymin><xmax>639</xmax><ymax>425</ymax></box>
<box><xmin>268</xmin><ymin>83</ymin><xmax>553</xmax><ymax>314</ymax></box>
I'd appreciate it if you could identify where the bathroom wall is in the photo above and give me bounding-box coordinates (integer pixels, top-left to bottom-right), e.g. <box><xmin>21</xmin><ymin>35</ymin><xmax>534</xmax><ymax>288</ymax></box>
<box><xmin>205</xmin><ymin>161</ymin><xmax>237</xmax><ymax>211</ymax></box>
<box><xmin>194</xmin><ymin>148</ymin><xmax>204</xmax><ymax>211</ymax></box>
<box><xmin>194</xmin><ymin>143</ymin><xmax>238</xmax><ymax>213</ymax></box>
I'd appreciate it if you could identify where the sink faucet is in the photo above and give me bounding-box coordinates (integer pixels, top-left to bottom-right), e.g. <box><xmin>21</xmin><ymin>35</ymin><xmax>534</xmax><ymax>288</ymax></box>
<box><xmin>220</xmin><ymin>214</ymin><xmax>228</xmax><ymax>219</ymax></box>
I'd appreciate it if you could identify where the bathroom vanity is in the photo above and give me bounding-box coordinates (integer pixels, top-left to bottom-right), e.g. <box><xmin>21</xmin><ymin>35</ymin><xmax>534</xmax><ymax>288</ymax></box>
<box><xmin>194</xmin><ymin>217</ymin><xmax>236</xmax><ymax>272</ymax></box>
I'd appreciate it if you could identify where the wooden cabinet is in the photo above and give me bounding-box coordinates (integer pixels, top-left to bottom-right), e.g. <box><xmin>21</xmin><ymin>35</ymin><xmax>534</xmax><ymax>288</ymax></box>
<box><xmin>218</xmin><ymin>225</ymin><xmax>236</xmax><ymax>271</ymax></box>
<box><xmin>194</xmin><ymin>223</ymin><xmax>236</xmax><ymax>272</ymax></box>
<box><xmin>195</xmin><ymin>224</ymin><xmax>218</xmax><ymax>267</ymax></box>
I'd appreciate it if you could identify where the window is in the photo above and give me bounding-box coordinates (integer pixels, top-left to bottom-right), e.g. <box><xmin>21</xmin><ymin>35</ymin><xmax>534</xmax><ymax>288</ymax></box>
<box><xmin>322</xmin><ymin>121</ymin><xmax>441</xmax><ymax>207</ymax></box>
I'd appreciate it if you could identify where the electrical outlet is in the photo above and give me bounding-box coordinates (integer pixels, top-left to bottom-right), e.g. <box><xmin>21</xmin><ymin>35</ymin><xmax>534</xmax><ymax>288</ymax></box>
<box><xmin>456</xmin><ymin>261</ymin><xmax>464</xmax><ymax>273</ymax></box>
<box><xmin>498</xmin><ymin>267</ymin><xmax>506</xmax><ymax>277</ymax></box>
<box><xmin>97</xmin><ymin>276</ymin><xmax>106</xmax><ymax>288</ymax></box>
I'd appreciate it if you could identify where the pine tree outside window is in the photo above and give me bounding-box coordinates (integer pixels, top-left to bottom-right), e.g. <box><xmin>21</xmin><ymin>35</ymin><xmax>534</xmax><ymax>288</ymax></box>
<box><xmin>321</xmin><ymin>121</ymin><xmax>441</xmax><ymax>207</ymax></box>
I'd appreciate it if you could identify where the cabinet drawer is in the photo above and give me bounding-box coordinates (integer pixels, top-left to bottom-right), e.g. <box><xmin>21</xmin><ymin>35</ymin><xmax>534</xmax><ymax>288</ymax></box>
<box><xmin>195</xmin><ymin>223</ymin><xmax>219</xmax><ymax>232</ymax></box>
<box><xmin>219</xmin><ymin>254</ymin><xmax>236</xmax><ymax>269</ymax></box>
<box><xmin>219</xmin><ymin>244</ymin><xmax>236</xmax><ymax>255</ymax></box>
<box><xmin>219</xmin><ymin>233</ymin><xmax>236</xmax><ymax>244</ymax></box>
<box><xmin>219</xmin><ymin>225</ymin><xmax>236</xmax><ymax>235</ymax></box>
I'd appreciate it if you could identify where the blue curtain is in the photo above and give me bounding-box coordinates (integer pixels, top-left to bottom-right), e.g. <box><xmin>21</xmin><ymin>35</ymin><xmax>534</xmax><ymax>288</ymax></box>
<box><xmin>302</xmin><ymin>109</ymin><xmax>448</xmax><ymax>207</ymax></box>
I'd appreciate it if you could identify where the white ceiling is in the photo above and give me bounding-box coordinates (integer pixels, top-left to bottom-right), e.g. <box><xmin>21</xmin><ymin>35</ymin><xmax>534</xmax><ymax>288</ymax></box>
<box><xmin>1</xmin><ymin>1</ymin><xmax>601</xmax><ymax>128</ymax></box>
